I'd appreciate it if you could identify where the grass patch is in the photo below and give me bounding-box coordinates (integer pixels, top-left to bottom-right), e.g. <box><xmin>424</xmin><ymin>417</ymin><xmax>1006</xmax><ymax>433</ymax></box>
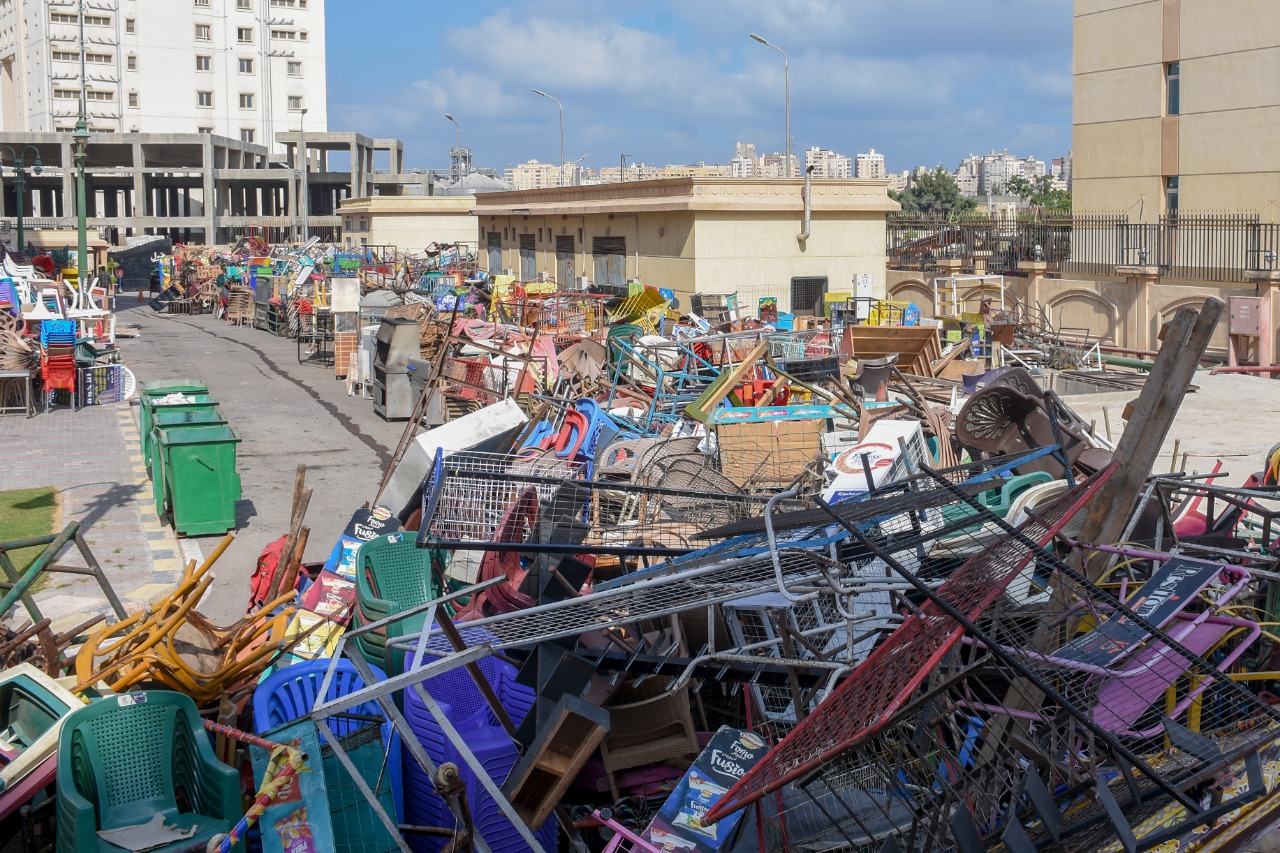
<box><xmin>0</xmin><ymin>487</ymin><xmax>59</xmax><ymax>577</ymax></box>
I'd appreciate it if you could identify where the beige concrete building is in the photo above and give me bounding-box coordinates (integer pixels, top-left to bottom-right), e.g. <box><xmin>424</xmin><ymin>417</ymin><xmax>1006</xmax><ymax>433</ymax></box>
<box><xmin>1074</xmin><ymin>0</ymin><xmax>1280</xmax><ymax>217</ymax></box>
<box><xmin>338</xmin><ymin>196</ymin><xmax>476</xmax><ymax>252</ymax></box>
<box><xmin>473</xmin><ymin>177</ymin><xmax>897</xmax><ymax>313</ymax></box>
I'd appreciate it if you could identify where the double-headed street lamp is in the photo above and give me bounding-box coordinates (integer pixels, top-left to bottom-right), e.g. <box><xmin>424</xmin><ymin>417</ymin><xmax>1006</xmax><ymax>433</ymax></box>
<box><xmin>749</xmin><ymin>33</ymin><xmax>791</xmax><ymax>178</ymax></box>
<box><xmin>531</xmin><ymin>88</ymin><xmax>565</xmax><ymax>178</ymax></box>
<box><xmin>444</xmin><ymin>113</ymin><xmax>466</xmax><ymax>179</ymax></box>
<box><xmin>0</xmin><ymin>145</ymin><xmax>42</xmax><ymax>254</ymax></box>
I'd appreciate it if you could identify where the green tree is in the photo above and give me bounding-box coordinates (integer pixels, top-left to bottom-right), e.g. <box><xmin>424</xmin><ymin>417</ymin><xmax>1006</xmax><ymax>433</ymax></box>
<box><xmin>1003</xmin><ymin>174</ymin><xmax>1072</xmax><ymax>212</ymax></box>
<box><xmin>889</xmin><ymin>167</ymin><xmax>977</xmax><ymax>217</ymax></box>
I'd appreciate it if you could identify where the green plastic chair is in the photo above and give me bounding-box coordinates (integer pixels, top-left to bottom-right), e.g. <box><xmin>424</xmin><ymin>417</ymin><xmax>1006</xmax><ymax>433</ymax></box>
<box><xmin>939</xmin><ymin>471</ymin><xmax>1056</xmax><ymax>532</ymax></box>
<box><xmin>354</xmin><ymin>534</ymin><xmax>444</xmax><ymax>675</ymax></box>
<box><xmin>55</xmin><ymin>691</ymin><xmax>241</xmax><ymax>853</ymax></box>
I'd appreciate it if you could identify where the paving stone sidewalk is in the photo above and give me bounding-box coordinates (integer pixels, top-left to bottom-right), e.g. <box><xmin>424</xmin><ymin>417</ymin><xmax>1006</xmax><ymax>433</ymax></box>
<box><xmin>0</xmin><ymin>397</ymin><xmax>186</xmax><ymax>630</ymax></box>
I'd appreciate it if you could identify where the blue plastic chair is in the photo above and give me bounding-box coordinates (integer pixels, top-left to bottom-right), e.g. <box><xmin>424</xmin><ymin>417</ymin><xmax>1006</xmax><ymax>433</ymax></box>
<box><xmin>253</xmin><ymin>658</ymin><xmax>403</xmax><ymax>822</ymax></box>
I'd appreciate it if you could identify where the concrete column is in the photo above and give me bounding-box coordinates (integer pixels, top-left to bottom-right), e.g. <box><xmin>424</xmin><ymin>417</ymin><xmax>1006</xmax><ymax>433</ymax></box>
<box><xmin>1016</xmin><ymin>260</ymin><xmax>1049</xmax><ymax>311</ymax></box>
<box><xmin>1245</xmin><ymin>270</ymin><xmax>1280</xmax><ymax>366</ymax></box>
<box><xmin>1115</xmin><ymin>264</ymin><xmax>1160</xmax><ymax>352</ymax></box>
<box><xmin>201</xmin><ymin>139</ymin><xmax>215</xmax><ymax>241</ymax></box>
<box><xmin>132</xmin><ymin>143</ymin><xmax>146</xmax><ymax>219</ymax></box>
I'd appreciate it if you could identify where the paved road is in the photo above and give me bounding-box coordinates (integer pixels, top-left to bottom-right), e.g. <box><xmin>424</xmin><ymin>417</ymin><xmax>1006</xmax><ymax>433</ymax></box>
<box><xmin>116</xmin><ymin>299</ymin><xmax>407</xmax><ymax>624</ymax></box>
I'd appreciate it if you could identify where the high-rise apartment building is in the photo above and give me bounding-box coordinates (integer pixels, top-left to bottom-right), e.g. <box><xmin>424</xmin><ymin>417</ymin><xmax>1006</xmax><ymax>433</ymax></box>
<box><xmin>806</xmin><ymin>147</ymin><xmax>852</xmax><ymax>178</ymax></box>
<box><xmin>1073</xmin><ymin>0</ymin><xmax>1279</xmax><ymax>217</ymax></box>
<box><xmin>854</xmin><ymin>149</ymin><xmax>885</xmax><ymax>179</ymax></box>
<box><xmin>0</xmin><ymin>0</ymin><xmax>327</xmax><ymax>147</ymax></box>
<box><xmin>504</xmin><ymin>160</ymin><xmax>563</xmax><ymax>190</ymax></box>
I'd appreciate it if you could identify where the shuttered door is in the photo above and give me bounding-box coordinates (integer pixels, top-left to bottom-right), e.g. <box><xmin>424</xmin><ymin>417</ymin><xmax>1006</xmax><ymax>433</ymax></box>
<box><xmin>555</xmin><ymin>235</ymin><xmax>575</xmax><ymax>285</ymax></box>
<box><xmin>519</xmin><ymin>233</ymin><xmax>536</xmax><ymax>280</ymax></box>
<box><xmin>486</xmin><ymin>232</ymin><xmax>501</xmax><ymax>272</ymax></box>
<box><xmin>592</xmin><ymin>236</ymin><xmax>626</xmax><ymax>287</ymax></box>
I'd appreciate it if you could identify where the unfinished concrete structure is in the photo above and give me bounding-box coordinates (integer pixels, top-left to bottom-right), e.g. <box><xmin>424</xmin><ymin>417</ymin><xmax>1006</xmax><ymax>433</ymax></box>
<box><xmin>0</xmin><ymin>130</ymin><xmax>428</xmax><ymax>246</ymax></box>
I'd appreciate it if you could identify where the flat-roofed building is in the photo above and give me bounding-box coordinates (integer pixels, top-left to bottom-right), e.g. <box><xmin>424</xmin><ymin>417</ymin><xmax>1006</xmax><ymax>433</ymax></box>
<box><xmin>472</xmin><ymin>177</ymin><xmax>897</xmax><ymax>312</ymax></box>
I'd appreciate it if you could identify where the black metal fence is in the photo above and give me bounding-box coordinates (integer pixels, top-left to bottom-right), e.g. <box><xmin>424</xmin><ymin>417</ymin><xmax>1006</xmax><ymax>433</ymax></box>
<box><xmin>887</xmin><ymin>212</ymin><xmax>1280</xmax><ymax>284</ymax></box>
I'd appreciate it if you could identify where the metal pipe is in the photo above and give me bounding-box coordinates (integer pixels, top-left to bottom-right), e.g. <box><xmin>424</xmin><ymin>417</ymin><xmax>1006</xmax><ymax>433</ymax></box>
<box><xmin>1210</xmin><ymin>364</ymin><xmax>1280</xmax><ymax>375</ymax></box>
<box><xmin>798</xmin><ymin>164</ymin><xmax>814</xmax><ymax>241</ymax></box>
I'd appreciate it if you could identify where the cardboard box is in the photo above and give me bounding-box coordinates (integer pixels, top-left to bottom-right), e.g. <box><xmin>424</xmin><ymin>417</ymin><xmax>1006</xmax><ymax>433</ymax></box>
<box><xmin>716</xmin><ymin>416</ymin><xmax>824</xmax><ymax>488</ymax></box>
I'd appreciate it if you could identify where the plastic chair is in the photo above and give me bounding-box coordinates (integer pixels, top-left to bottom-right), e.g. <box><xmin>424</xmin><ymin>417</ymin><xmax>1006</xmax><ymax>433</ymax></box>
<box><xmin>55</xmin><ymin>690</ymin><xmax>241</xmax><ymax>853</ymax></box>
<box><xmin>598</xmin><ymin>676</ymin><xmax>699</xmax><ymax>800</ymax></box>
<box><xmin>352</xmin><ymin>534</ymin><xmax>442</xmax><ymax>675</ymax></box>
<box><xmin>252</xmin><ymin>657</ymin><xmax>403</xmax><ymax>822</ymax></box>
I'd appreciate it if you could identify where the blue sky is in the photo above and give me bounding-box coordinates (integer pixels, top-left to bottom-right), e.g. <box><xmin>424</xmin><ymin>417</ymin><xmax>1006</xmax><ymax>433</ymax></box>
<box><xmin>325</xmin><ymin>0</ymin><xmax>1072</xmax><ymax>174</ymax></box>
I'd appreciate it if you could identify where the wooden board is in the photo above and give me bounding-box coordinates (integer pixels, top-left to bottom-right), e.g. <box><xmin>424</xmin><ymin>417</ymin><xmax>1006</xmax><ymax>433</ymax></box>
<box><xmin>840</xmin><ymin>325</ymin><xmax>941</xmax><ymax>378</ymax></box>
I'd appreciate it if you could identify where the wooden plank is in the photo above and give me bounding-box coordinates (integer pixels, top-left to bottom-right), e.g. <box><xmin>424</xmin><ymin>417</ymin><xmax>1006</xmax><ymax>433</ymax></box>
<box><xmin>684</xmin><ymin>339</ymin><xmax>770</xmax><ymax>423</ymax></box>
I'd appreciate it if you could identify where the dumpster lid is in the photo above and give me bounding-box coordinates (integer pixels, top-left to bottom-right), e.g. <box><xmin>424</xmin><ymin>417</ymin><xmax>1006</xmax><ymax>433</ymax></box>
<box><xmin>156</xmin><ymin>425</ymin><xmax>240</xmax><ymax>445</ymax></box>
<box><xmin>151</xmin><ymin>393</ymin><xmax>220</xmax><ymax>407</ymax></box>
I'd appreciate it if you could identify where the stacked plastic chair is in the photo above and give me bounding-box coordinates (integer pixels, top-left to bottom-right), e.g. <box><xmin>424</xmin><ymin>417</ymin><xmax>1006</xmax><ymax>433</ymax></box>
<box><xmin>253</xmin><ymin>658</ymin><xmax>403</xmax><ymax>838</ymax></box>
<box><xmin>349</xmin><ymin>533</ymin><xmax>443</xmax><ymax>677</ymax></box>
<box><xmin>56</xmin><ymin>690</ymin><xmax>241</xmax><ymax>853</ymax></box>
<box><xmin>401</xmin><ymin>629</ymin><xmax>556</xmax><ymax>853</ymax></box>
<box><xmin>39</xmin><ymin>319</ymin><xmax>77</xmax><ymax>409</ymax></box>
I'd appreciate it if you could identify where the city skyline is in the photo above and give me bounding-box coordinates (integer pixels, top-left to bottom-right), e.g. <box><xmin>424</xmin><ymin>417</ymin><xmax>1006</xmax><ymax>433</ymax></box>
<box><xmin>327</xmin><ymin>0</ymin><xmax>1071</xmax><ymax>176</ymax></box>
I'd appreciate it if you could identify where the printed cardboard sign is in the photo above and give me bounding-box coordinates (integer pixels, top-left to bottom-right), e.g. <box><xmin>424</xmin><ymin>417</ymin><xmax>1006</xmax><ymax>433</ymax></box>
<box><xmin>643</xmin><ymin>727</ymin><xmax>768</xmax><ymax>852</ymax></box>
<box><xmin>1053</xmin><ymin>556</ymin><xmax>1222</xmax><ymax>668</ymax></box>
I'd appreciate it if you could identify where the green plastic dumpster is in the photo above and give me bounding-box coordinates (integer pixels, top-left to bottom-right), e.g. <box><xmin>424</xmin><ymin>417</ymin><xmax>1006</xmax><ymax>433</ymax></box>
<box><xmin>139</xmin><ymin>381</ymin><xmax>210</xmax><ymax>458</ymax></box>
<box><xmin>143</xmin><ymin>393</ymin><xmax>219</xmax><ymax>471</ymax></box>
<box><xmin>149</xmin><ymin>410</ymin><xmax>228</xmax><ymax>516</ymax></box>
<box><xmin>156</xmin><ymin>425</ymin><xmax>242</xmax><ymax>536</ymax></box>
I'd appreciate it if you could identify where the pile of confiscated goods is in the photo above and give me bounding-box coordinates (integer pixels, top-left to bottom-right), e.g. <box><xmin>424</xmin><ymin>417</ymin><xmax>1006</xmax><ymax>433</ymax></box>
<box><xmin>9</xmin><ymin>282</ymin><xmax>1280</xmax><ymax>853</ymax></box>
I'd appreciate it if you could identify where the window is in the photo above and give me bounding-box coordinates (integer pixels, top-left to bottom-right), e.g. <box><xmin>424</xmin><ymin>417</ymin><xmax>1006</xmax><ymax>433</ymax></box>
<box><xmin>790</xmin><ymin>276</ymin><xmax>828</xmax><ymax>316</ymax></box>
<box><xmin>195</xmin><ymin>0</ymin><xmax>209</xmax><ymax>6</ymax></box>
<box><xmin>51</xmin><ymin>12</ymin><xmax>111</xmax><ymax>26</ymax></box>
<box><xmin>238</xmin><ymin>27</ymin><xmax>254</xmax><ymax>43</ymax></box>
<box><xmin>125</xmin><ymin>17</ymin><xmax>135</xmax><ymax>32</ymax></box>
<box><xmin>195</xmin><ymin>23</ymin><xmax>211</xmax><ymax>40</ymax></box>
<box><xmin>270</xmin><ymin>0</ymin><xmax>296</xmax><ymax>5</ymax></box>
<box><xmin>239</xmin><ymin>93</ymin><xmax>254</xmax><ymax>108</ymax></box>
<box><xmin>127</xmin><ymin>54</ymin><xmax>137</xmax><ymax>71</ymax></box>
<box><xmin>1167</xmin><ymin>60</ymin><xmax>1182</xmax><ymax>115</ymax></box>
<box><xmin>52</xmin><ymin>51</ymin><xmax>110</xmax><ymax>64</ymax></box>
<box><xmin>197</xmin><ymin>91</ymin><xmax>213</xmax><ymax>107</ymax></box>
<box><xmin>1165</xmin><ymin>176</ymin><xmax>1179</xmax><ymax>215</ymax></box>
<box><xmin>237</xmin><ymin>0</ymin><xmax>251</xmax><ymax>8</ymax></box>
<box><xmin>195</xmin><ymin>55</ymin><xmax>211</xmax><ymax>71</ymax></box>
<box><xmin>128</xmin><ymin>92</ymin><xmax>138</xmax><ymax>108</ymax></box>
<box><xmin>198</xmin><ymin>126</ymin><xmax>213</xmax><ymax>134</ymax></box>
<box><xmin>54</xmin><ymin>88</ymin><xmax>113</xmax><ymax>101</ymax></box>
<box><xmin>286</xmin><ymin>60</ymin><xmax>302</xmax><ymax>77</ymax></box>
<box><xmin>238</xmin><ymin>57</ymin><xmax>253</xmax><ymax>73</ymax></box>
<box><xmin>287</xmin><ymin>95</ymin><xmax>302</xmax><ymax>111</ymax></box>
<box><xmin>299</xmin><ymin>31</ymin><xmax>308</xmax><ymax>40</ymax></box>
<box><xmin>271</xmin><ymin>29</ymin><xmax>296</xmax><ymax>40</ymax></box>
<box><xmin>240</xmin><ymin>128</ymin><xmax>255</xmax><ymax>143</ymax></box>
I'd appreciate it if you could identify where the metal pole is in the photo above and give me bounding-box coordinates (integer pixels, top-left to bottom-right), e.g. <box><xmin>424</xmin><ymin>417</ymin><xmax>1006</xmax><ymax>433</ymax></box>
<box><xmin>445</xmin><ymin>113</ymin><xmax>463</xmax><ymax>179</ymax></box>
<box><xmin>750</xmin><ymin>34</ymin><xmax>791</xmax><ymax>178</ymax></box>
<box><xmin>14</xmin><ymin>165</ymin><xmax>23</xmax><ymax>253</ymax></box>
<box><xmin>532</xmin><ymin>89</ymin><xmax>564</xmax><ymax>183</ymax></box>
<box><xmin>74</xmin><ymin>1</ymin><xmax>89</xmax><ymax>289</ymax></box>
<box><xmin>298</xmin><ymin>107</ymin><xmax>309</xmax><ymax>243</ymax></box>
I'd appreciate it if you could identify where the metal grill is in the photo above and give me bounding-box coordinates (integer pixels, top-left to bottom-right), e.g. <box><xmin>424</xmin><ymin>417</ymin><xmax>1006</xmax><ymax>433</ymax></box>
<box><xmin>708</xmin><ymin>469</ymin><xmax>1110</xmax><ymax>822</ymax></box>
<box><xmin>417</xmin><ymin>450</ymin><xmax>795</xmax><ymax>556</ymax></box>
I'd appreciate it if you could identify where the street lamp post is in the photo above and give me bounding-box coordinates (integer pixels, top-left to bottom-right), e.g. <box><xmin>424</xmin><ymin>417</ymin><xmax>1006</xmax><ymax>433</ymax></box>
<box><xmin>444</xmin><ymin>113</ymin><xmax>464</xmax><ymax>180</ymax></box>
<box><xmin>74</xmin><ymin>0</ymin><xmax>89</xmax><ymax>287</ymax></box>
<box><xmin>749</xmin><ymin>33</ymin><xmax>791</xmax><ymax>178</ymax></box>
<box><xmin>531</xmin><ymin>88</ymin><xmax>564</xmax><ymax>182</ymax></box>
<box><xmin>620</xmin><ymin>153</ymin><xmax>631</xmax><ymax>183</ymax></box>
<box><xmin>0</xmin><ymin>145</ymin><xmax>43</xmax><ymax>254</ymax></box>
<box><xmin>298</xmin><ymin>107</ymin><xmax>309</xmax><ymax>243</ymax></box>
